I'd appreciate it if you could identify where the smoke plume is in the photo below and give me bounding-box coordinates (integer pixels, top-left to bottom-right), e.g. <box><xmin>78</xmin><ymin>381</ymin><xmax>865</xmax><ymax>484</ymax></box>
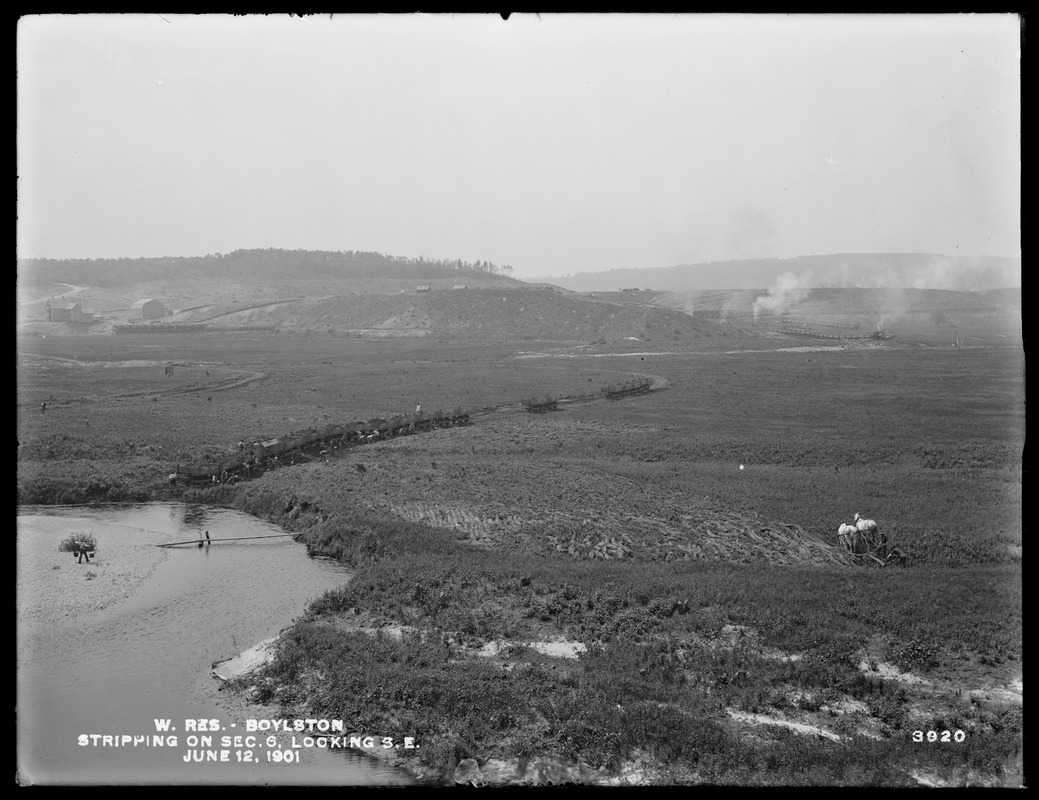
<box><xmin>828</xmin><ymin>255</ymin><xmax>1018</xmax><ymax>291</ymax></box>
<box><xmin>752</xmin><ymin>271</ymin><xmax>813</xmax><ymax>320</ymax></box>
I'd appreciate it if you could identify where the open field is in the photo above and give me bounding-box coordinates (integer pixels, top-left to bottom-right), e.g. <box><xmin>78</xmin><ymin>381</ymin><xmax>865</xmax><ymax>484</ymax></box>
<box><xmin>16</xmin><ymin>327</ymin><xmax>1023</xmax><ymax>786</ymax></box>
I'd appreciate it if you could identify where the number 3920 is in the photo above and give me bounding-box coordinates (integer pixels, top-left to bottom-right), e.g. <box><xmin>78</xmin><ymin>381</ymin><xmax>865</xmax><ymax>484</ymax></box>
<box><xmin>913</xmin><ymin>730</ymin><xmax>966</xmax><ymax>743</ymax></box>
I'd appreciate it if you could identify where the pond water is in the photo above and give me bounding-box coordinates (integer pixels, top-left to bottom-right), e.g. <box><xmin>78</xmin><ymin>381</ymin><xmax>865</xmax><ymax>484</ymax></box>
<box><xmin>17</xmin><ymin>503</ymin><xmax>415</xmax><ymax>786</ymax></box>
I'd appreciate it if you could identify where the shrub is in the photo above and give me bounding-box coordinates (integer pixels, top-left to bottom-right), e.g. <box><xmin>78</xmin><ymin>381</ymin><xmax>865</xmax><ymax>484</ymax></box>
<box><xmin>58</xmin><ymin>532</ymin><xmax>96</xmax><ymax>552</ymax></box>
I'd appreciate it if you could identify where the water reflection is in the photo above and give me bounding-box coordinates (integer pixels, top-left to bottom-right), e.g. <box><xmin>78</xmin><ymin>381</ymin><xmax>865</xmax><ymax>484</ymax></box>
<box><xmin>181</xmin><ymin>503</ymin><xmax>210</xmax><ymax>530</ymax></box>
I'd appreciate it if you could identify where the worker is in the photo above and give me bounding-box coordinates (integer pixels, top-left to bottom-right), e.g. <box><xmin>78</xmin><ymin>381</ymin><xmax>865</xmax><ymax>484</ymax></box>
<box><xmin>40</xmin><ymin>401</ymin><xmax>46</xmax><ymax>414</ymax></box>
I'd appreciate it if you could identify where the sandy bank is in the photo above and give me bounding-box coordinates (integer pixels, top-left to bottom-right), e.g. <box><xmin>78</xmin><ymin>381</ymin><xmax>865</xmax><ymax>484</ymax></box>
<box><xmin>17</xmin><ymin>516</ymin><xmax>170</xmax><ymax>630</ymax></box>
<box><xmin>211</xmin><ymin>637</ymin><xmax>279</xmax><ymax>681</ymax></box>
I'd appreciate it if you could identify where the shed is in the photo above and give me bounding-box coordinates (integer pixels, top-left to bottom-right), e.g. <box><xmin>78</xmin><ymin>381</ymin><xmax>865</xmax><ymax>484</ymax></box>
<box><xmin>131</xmin><ymin>299</ymin><xmax>165</xmax><ymax>320</ymax></box>
<box><xmin>416</xmin><ymin>285</ymin><xmax>431</xmax><ymax>293</ymax></box>
<box><xmin>452</xmin><ymin>284</ymin><xmax>467</xmax><ymax>290</ymax></box>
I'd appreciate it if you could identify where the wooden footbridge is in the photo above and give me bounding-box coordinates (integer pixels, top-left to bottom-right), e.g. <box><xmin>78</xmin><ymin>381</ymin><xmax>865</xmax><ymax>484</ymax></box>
<box><xmin>158</xmin><ymin>533</ymin><xmax>301</xmax><ymax>548</ymax></box>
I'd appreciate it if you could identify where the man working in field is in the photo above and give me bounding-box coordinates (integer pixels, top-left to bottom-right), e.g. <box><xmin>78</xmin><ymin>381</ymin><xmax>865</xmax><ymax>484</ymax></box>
<box><xmin>73</xmin><ymin>541</ymin><xmax>94</xmax><ymax>563</ymax></box>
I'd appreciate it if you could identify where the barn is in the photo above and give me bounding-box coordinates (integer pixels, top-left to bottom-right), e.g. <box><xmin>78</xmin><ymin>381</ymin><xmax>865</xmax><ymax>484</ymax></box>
<box><xmin>131</xmin><ymin>299</ymin><xmax>165</xmax><ymax>320</ymax></box>
<box><xmin>416</xmin><ymin>285</ymin><xmax>431</xmax><ymax>294</ymax></box>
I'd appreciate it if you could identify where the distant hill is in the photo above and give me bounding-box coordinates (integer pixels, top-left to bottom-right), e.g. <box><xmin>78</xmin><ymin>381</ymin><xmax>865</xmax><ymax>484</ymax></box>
<box><xmin>17</xmin><ymin>248</ymin><xmax>519</xmax><ymax>288</ymax></box>
<box><xmin>18</xmin><ymin>247</ymin><xmax>1020</xmax><ymax>347</ymax></box>
<box><xmin>536</xmin><ymin>253</ymin><xmax>1021</xmax><ymax>293</ymax></box>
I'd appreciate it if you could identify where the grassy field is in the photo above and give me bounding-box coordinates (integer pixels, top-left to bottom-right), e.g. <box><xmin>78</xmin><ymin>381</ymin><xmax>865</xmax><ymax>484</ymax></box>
<box><xmin>16</xmin><ymin>330</ymin><xmax>1023</xmax><ymax>786</ymax></box>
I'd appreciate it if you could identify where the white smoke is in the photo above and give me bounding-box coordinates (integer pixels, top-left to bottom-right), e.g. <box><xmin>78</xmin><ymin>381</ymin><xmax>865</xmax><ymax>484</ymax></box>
<box><xmin>828</xmin><ymin>255</ymin><xmax>1018</xmax><ymax>292</ymax></box>
<box><xmin>752</xmin><ymin>271</ymin><xmax>813</xmax><ymax>320</ymax></box>
<box><xmin>874</xmin><ymin>288</ymin><xmax>910</xmax><ymax>332</ymax></box>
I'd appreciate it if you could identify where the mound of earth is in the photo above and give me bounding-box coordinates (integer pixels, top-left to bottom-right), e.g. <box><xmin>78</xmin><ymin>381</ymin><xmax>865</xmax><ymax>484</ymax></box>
<box><xmin>176</xmin><ymin>287</ymin><xmax>722</xmax><ymax>342</ymax></box>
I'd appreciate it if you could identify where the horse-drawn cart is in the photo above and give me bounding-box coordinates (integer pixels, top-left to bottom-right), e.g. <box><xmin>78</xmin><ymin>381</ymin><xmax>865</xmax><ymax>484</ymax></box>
<box><xmin>837</xmin><ymin>526</ymin><xmax>906</xmax><ymax>567</ymax></box>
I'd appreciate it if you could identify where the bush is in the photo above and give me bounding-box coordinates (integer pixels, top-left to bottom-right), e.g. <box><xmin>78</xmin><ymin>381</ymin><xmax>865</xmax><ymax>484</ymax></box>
<box><xmin>58</xmin><ymin>532</ymin><xmax>96</xmax><ymax>553</ymax></box>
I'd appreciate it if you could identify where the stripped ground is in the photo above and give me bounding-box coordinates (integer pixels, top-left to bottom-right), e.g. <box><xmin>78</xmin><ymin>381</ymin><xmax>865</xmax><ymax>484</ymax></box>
<box><xmin>387</xmin><ymin>499</ymin><xmax>848</xmax><ymax>566</ymax></box>
<box><xmin>331</xmin><ymin>415</ymin><xmax>853</xmax><ymax>568</ymax></box>
<box><xmin>258</xmin><ymin>408</ymin><xmax>857</xmax><ymax>567</ymax></box>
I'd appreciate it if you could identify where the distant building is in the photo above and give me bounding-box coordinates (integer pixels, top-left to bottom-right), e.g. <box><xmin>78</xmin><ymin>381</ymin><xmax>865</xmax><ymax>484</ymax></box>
<box><xmin>47</xmin><ymin>300</ymin><xmax>73</xmax><ymax>322</ymax></box>
<box><xmin>452</xmin><ymin>284</ymin><xmax>467</xmax><ymax>290</ymax></box>
<box><xmin>46</xmin><ymin>300</ymin><xmax>92</xmax><ymax>322</ymax></box>
<box><xmin>416</xmin><ymin>285</ymin><xmax>431</xmax><ymax>293</ymax></box>
<box><xmin>130</xmin><ymin>299</ymin><xmax>165</xmax><ymax>320</ymax></box>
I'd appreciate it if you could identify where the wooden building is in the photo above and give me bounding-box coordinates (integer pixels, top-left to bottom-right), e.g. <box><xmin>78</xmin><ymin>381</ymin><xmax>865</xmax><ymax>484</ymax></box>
<box><xmin>130</xmin><ymin>298</ymin><xmax>165</xmax><ymax>320</ymax></box>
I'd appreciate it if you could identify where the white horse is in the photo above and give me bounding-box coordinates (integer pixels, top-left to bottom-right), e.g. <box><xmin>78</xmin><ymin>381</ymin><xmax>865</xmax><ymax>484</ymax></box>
<box><xmin>853</xmin><ymin>513</ymin><xmax>880</xmax><ymax>551</ymax></box>
<box><xmin>837</xmin><ymin>523</ymin><xmax>857</xmax><ymax>538</ymax></box>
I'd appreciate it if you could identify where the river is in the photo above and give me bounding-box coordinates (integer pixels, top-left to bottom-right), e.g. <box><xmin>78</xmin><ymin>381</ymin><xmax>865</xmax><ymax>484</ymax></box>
<box><xmin>16</xmin><ymin>503</ymin><xmax>415</xmax><ymax>786</ymax></box>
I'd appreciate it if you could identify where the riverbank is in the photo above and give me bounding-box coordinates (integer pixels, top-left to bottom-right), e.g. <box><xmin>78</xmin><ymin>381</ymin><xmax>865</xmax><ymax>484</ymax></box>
<box><xmin>210</xmin><ymin>631</ymin><xmax>441</xmax><ymax>785</ymax></box>
<box><xmin>17</xmin><ymin>514</ymin><xmax>170</xmax><ymax>631</ymax></box>
<box><xmin>211</xmin><ymin>628</ymin><xmax>628</xmax><ymax>786</ymax></box>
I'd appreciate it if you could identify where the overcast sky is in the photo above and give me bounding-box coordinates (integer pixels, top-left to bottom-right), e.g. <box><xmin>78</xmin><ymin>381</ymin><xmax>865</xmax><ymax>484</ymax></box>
<box><xmin>17</xmin><ymin>13</ymin><xmax>1020</xmax><ymax>279</ymax></box>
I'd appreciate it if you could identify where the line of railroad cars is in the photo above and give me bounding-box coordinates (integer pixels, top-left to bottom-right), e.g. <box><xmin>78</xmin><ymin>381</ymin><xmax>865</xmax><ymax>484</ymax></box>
<box><xmin>523</xmin><ymin>397</ymin><xmax>559</xmax><ymax>413</ymax></box>
<box><xmin>175</xmin><ymin>409</ymin><xmax>470</xmax><ymax>483</ymax></box>
<box><xmin>602</xmin><ymin>379</ymin><xmax>652</xmax><ymax>400</ymax></box>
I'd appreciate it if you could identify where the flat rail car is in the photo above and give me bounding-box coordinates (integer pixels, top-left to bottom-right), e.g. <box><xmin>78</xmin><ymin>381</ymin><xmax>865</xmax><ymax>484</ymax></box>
<box><xmin>523</xmin><ymin>397</ymin><xmax>559</xmax><ymax>413</ymax></box>
<box><xmin>602</xmin><ymin>379</ymin><xmax>652</xmax><ymax>400</ymax></box>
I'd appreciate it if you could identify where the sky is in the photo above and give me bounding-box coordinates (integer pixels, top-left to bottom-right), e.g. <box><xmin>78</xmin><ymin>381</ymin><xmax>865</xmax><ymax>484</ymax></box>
<box><xmin>17</xmin><ymin>13</ymin><xmax>1021</xmax><ymax>280</ymax></box>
